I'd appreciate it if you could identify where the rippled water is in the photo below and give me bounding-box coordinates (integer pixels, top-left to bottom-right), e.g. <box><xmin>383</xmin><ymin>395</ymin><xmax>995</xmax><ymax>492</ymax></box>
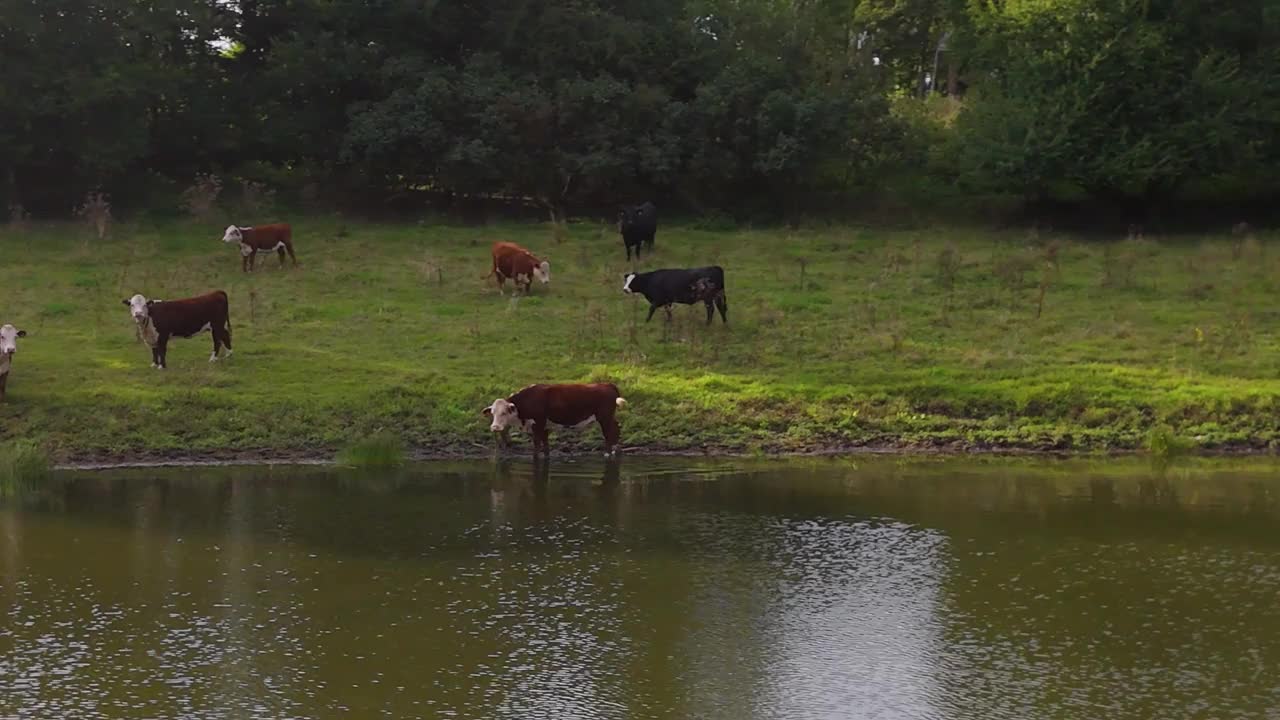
<box><xmin>3</xmin><ymin>457</ymin><xmax>1280</xmax><ymax>719</ymax></box>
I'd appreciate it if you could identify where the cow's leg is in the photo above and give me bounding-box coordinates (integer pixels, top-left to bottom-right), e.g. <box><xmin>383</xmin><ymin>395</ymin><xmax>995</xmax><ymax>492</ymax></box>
<box><xmin>210</xmin><ymin>325</ymin><xmax>223</xmax><ymax>362</ymax></box>
<box><xmin>704</xmin><ymin>300</ymin><xmax>715</xmax><ymax>325</ymax></box>
<box><xmin>645</xmin><ymin>304</ymin><xmax>658</xmax><ymax>322</ymax></box>
<box><xmin>277</xmin><ymin>247</ymin><xmax>287</xmax><ymax>268</ymax></box>
<box><xmin>241</xmin><ymin>255</ymin><xmax>250</xmax><ymax>273</ymax></box>
<box><xmin>248</xmin><ymin>253</ymin><xmax>257</xmax><ymax>272</ymax></box>
<box><xmin>625</xmin><ymin>243</ymin><xmax>632</xmax><ymax>261</ymax></box>
<box><xmin>157</xmin><ymin>335</ymin><xmax>170</xmax><ymax>369</ymax></box>
<box><xmin>601</xmin><ymin>415</ymin><xmax>621</xmax><ymax>456</ymax></box>
<box><xmin>533</xmin><ymin>423</ymin><xmax>550</xmax><ymax>457</ymax></box>
<box><xmin>716</xmin><ymin>293</ymin><xmax>728</xmax><ymax>324</ymax></box>
<box><xmin>0</xmin><ymin>373</ymin><xmax>8</xmax><ymax>402</ymax></box>
<box><xmin>221</xmin><ymin>323</ymin><xmax>233</xmax><ymax>357</ymax></box>
<box><xmin>664</xmin><ymin>305</ymin><xmax>674</xmax><ymax>322</ymax></box>
<box><xmin>150</xmin><ymin>345</ymin><xmax>160</xmax><ymax>369</ymax></box>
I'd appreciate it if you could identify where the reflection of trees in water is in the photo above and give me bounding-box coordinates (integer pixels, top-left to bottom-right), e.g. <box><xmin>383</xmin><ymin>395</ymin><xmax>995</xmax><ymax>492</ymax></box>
<box><xmin>937</xmin><ymin>499</ymin><xmax>1280</xmax><ymax>720</ymax></box>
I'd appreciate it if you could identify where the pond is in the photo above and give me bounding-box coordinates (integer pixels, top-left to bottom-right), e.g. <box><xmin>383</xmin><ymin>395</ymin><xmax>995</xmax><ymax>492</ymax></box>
<box><xmin>3</xmin><ymin>457</ymin><xmax>1280</xmax><ymax>719</ymax></box>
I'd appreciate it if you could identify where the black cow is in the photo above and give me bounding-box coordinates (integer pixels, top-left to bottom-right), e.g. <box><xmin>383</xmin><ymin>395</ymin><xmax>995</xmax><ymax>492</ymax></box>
<box><xmin>618</xmin><ymin>202</ymin><xmax>657</xmax><ymax>260</ymax></box>
<box><xmin>622</xmin><ymin>266</ymin><xmax>728</xmax><ymax>324</ymax></box>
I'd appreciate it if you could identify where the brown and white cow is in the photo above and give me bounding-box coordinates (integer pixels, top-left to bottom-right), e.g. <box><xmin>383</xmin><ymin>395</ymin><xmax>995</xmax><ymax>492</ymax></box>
<box><xmin>0</xmin><ymin>324</ymin><xmax>28</xmax><ymax>402</ymax></box>
<box><xmin>482</xmin><ymin>241</ymin><xmax>550</xmax><ymax>294</ymax></box>
<box><xmin>122</xmin><ymin>291</ymin><xmax>232</xmax><ymax>369</ymax></box>
<box><xmin>483</xmin><ymin>383</ymin><xmax>626</xmax><ymax>456</ymax></box>
<box><xmin>222</xmin><ymin>223</ymin><xmax>297</xmax><ymax>272</ymax></box>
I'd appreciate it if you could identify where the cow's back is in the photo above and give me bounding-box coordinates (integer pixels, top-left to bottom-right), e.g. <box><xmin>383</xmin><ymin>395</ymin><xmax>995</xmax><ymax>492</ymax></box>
<box><xmin>153</xmin><ymin>291</ymin><xmax>229</xmax><ymax>337</ymax></box>
<box><xmin>512</xmin><ymin>383</ymin><xmax>620</xmax><ymax>425</ymax></box>
<box><xmin>544</xmin><ymin>383</ymin><xmax>620</xmax><ymax>425</ymax></box>
<box><xmin>247</xmin><ymin>224</ymin><xmax>290</xmax><ymax>241</ymax></box>
<box><xmin>492</xmin><ymin>241</ymin><xmax>538</xmax><ymax>278</ymax></box>
<box><xmin>695</xmin><ymin>265</ymin><xmax>725</xmax><ymax>288</ymax></box>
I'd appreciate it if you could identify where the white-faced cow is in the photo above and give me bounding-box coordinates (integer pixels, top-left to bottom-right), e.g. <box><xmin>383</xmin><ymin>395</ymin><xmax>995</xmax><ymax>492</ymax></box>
<box><xmin>618</xmin><ymin>202</ymin><xmax>657</xmax><ymax>260</ymax></box>
<box><xmin>222</xmin><ymin>223</ymin><xmax>297</xmax><ymax>272</ymax></box>
<box><xmin>623</xmin><ymin>266</ymin><xmax>728</xmax><ymax>324</ymax></box>
<box><xmin>0</xmin><ymin>324</ymin><xmax>28</xmax><ymax>402</ymax></box>
<box><xmin>122</xmin><ymin>291</ymin><xmax>232</xmax><ymax>369</ymax></box>
<box><xmin>484</xmin><ymin>383</ymin><xmax>626</xmax><ymax>456</ymax></box>
<box><xmin>482</xmin><ymin>241</ymin><xmax>550</xmax><ymax>294</ymax></box>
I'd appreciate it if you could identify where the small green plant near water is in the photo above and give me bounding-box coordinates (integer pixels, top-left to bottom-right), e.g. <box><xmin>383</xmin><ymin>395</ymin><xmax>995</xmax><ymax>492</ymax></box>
<box><xmin>0</xmin><ymin>440</ymin><xmax>51</xmax><ymax>496</ymax></box>
<box><xmin>336</xmin><ymin>430</ymin><xmax>406</xmax><ymax>468</ymax></box>
<box><xmin>1145</xmin><ymin>424</ymin><xmax>1195</xmax><ymax>460</ymax></box>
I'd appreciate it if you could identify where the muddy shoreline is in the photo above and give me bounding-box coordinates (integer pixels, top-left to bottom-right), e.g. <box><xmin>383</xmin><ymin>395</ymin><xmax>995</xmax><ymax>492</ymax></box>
<box><xmin>51</xmin><ymin>440</ymin><xmax>1278</xmax><ymax>471</ymax></box>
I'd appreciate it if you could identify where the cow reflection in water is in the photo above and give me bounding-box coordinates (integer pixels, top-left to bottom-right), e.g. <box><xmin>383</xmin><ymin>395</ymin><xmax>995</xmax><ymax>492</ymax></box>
<box><xmin>487</xmin><ymin>457</ymin><xmax>623</xmax><ymax>522</ymax></box>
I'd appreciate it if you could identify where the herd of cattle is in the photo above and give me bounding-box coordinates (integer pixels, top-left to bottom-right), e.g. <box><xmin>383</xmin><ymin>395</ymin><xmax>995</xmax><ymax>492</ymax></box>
<box><xmin>1</xmin><ymin>204</ymin><xmax>728</xmax><ymax>457</ymax></box>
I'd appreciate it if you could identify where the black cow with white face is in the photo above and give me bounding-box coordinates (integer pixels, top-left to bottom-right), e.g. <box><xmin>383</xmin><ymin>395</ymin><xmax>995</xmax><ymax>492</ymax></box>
<box><xmin>622</xmin><ymin>266</ymin><xmax>728</xmax><ymax>324</ymax></box>
<box><xmin>618</xmin><ymin>202</ymin><xmax>657</xmax><ymax>260</ymax></box>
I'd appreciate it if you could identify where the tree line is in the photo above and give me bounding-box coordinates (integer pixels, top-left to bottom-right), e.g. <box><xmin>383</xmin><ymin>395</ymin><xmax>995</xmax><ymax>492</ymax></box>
<box><xmin>3</xmin><ymin>0</ymin><xmax>1278</xmax><ymax>221</ymax></box>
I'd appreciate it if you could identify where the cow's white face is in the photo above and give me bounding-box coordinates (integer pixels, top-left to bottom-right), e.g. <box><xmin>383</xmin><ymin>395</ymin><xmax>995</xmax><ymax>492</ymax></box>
<box><xmin>622</xmin><ymin>273</ymin><xmax>637</xmax><ymax>293</ymax></box>
<box><xmin>0</xmin><ymin>324</ymin><xmax>26</xmax><ymax>357</ymax></box>
<box><xmin>123</xmin><ymin>294</ymin><xmax>151</xmax><ymax>323</ymax></box>
<box><xmin>222</xmin><ymin>225</ymin><xmax>243</xmax><ymax>243</ymax></box>
<box><xmin>533</xmin><ymin>261</ymin><xmax>550</xmax><ymax>284</ymax></box>
<box><xmin>483</xmin><ymin>398</ymin><xmax>520</xmax><ymax>432</ymax></box>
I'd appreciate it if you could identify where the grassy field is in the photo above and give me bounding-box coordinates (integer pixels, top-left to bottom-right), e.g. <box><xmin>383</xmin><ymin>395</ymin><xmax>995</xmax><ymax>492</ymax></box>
<box><xmin>0</xmin><ymin>216</ymin><xmax>1278</xmax><ymax>461</ymax></box>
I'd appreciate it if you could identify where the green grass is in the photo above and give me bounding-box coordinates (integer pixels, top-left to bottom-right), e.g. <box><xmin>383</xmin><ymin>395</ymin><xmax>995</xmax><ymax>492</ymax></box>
<box><xmin>0</xmin><ymin>439</ymin><xmax>51</xmax><ymax>491</ymax></box>
<box><xmin>0</xmin><ymin>217</ymin><xmax>1278</xmax><ymax>460</ymax></box>
<box><xmin>337</xmin><ymin>430</ymin><xmax>406</xmax><ymax>468</ymax></box>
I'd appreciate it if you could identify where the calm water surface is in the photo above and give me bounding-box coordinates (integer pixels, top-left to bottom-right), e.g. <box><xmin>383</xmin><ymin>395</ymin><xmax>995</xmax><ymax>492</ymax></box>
<box><xmin>3</xmin><ymin>457</ymin><xmax>1280</xmax><ymax>719</ymax></box>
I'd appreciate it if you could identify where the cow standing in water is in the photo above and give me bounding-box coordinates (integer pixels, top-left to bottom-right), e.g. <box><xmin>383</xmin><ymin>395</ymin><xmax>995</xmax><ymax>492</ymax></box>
<box><xmin>0</xmin><ymin>324</ymin><xmax>28</xmax><ymax>402</ymax></box>
<box><xmin>482</xmin><ymin>241</ymin><xmax>551</xmax><ymax>295</ymax></box>
<box><xmin>222</xmin><ymin>224</ymin><xmax>297</xmax><ymax>272</ymax></box>
<box><xmin>484</xmin><ymin>383</ymin><xmax>626</xmax><ymax>456</ymax></box>
<box><xmin>122</xmin><ymin>291</ymin><xmax>233</xmax><ymax>368</ymax></box>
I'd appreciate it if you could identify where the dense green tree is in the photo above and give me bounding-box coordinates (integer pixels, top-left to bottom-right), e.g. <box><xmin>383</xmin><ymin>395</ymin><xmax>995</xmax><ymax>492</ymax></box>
<box><xmin>949</xmin><ymin>0</ymin><xmax>1280</xmax><ymax>206</ymax></box>
<box><xmin>2</xmin><ymin>0</ymin><xmax>1278</xmax><ymax>218</ymax></box>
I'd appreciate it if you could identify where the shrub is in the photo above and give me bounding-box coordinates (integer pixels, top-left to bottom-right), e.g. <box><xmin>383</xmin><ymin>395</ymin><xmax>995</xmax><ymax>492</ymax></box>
<box><xmin>336</xmin><ymin>430</ymin><xmax>406</xmax><ymax>468</ymax></box>
<box><xmin>0</xmin><ymin>440</ymin><xmax>51</xmax><ymax>494</ymax></box>
<box><xmin>180</xmin><ymin>173</ymin><xmax>223</xmax><ymax>219</ymax></box>
<box><xmin>240</xmin><ymin>179</ymin><xmax>277</xmax><ymax>215</ymax></box>
<box><xmin>1145</xmin><ymin>424</ymin><xmax>1194</xmax><ymax>459</ymax></box>
<box><xmin>8</xmin><ymin>202</ymin><xmax>30</xmax><ymax>229</ymax></box>
<box><xmin>74</xmin><ymin>191</ymin><xmax>112</xmax><ymax>240</ymax></box>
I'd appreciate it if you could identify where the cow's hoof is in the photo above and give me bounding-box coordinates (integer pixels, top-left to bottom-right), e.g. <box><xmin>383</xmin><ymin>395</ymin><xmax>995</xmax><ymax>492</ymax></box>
<box><xmin>208</xmin><ymin>354</ymin><xmax>218</xmax><ymax>363</ymax></box>
<box><xmin>225</xmin><ymin>350</ymin><xmax>233</xmax><ymax>358</ymax></box>
<box><xmin>150</xmin><ymin>363</ymin><xmax>158</xmax><ymax>369</ymax></box>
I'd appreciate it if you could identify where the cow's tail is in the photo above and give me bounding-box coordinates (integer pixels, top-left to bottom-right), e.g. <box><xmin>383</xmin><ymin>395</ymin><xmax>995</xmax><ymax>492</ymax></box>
<box><xmin>220</xmin><ymin>291</ymin><xmax>232</xmax><ymax>337</ymax></box>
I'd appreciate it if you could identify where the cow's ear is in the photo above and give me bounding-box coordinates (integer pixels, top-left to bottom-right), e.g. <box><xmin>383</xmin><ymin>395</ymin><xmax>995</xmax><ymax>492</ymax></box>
<box><xmin>15</xmin><ymin>330</ymin><xmax>26</xmax><ymax>338</ymax></box>
<box><xmin>482</xmin><ymin>406</ymin><xmax>493</xmax><ymax>417</ymax></box>
<box><xmin>147</xmin><ymin>300</ymin><xmax>156</xmax><ymax>306</ymax></box>
<box><xmin>121</xmin><ymin>299</ymin><xmax>130</xmax><ymax>306</ymax></box>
